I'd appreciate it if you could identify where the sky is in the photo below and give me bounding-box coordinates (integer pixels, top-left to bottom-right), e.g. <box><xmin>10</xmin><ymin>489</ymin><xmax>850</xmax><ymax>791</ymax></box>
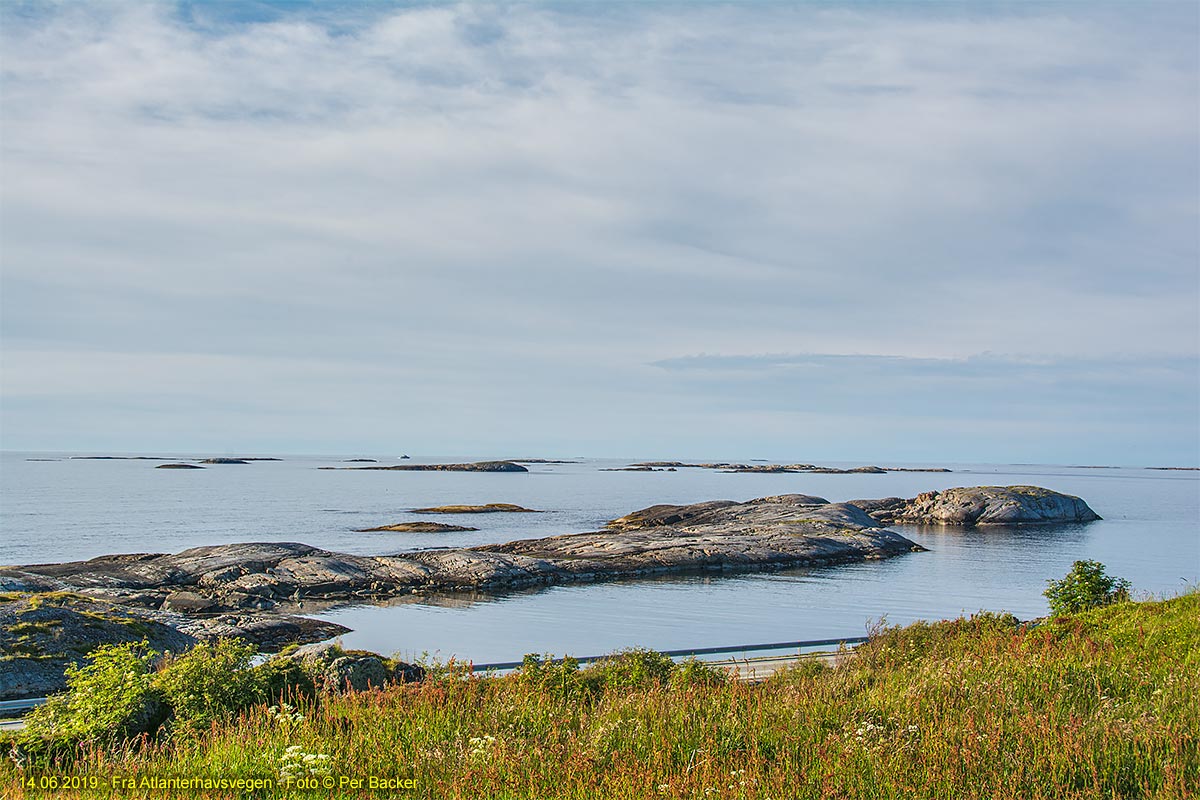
<box><xmin>1</xmin><ymin>1</ymin><xmax>1197</xmax><ymax>464</ymax></box>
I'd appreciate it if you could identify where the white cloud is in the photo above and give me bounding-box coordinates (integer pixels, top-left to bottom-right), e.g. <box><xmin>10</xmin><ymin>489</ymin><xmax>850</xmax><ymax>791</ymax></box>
<box><xmin>0</xmin><ymin>2</ymin><xmax>1196</xmax><ymax>460</ymax></box>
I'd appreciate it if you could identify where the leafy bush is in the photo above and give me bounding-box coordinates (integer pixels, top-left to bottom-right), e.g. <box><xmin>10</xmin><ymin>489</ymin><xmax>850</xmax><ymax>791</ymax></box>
<box><xmin>253</xmin><ymin>657</ymin><xmax>316</xmax><ymax>704</ymax></box>
<box><xmin>668</xmin><ymin>657</ymin><xmax>729</xmax><ymax>688</ymax></box>
<box><xmin>580</xmin><ymin>647</ymin><xmax>676</xmax><ymax>692</ymax></box>
<box><xmin>516</xmin><ymin>653</ymin><xmax>584</xmax><ymax>697</ymax></box>
<box><xmin>1044</xmin><ymin>560</ymin><xmax>1131</xmax><ymax>616</ymax></box>
<box><xmin>152</xmin><ymin>639</ymin><xmax>262</xmax><ymax>734</ymax></box>
<box><xmin>19</xmin><ymin>641</ymin><xmax>164</xmax><ymax>757</ymax></box>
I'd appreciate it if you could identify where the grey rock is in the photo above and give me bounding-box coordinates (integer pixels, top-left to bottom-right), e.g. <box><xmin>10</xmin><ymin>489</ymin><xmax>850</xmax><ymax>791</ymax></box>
<box><xmin>392</xmin><ymin>661</ymin><xmax>426</xmax><ymax>683</ymax></box>
<box><xmin>343</xmin><ymin>461</ymin><xmax>528</xmax><ymax>472</ymax></box>
<box><xmin>851</xmin><ymin>486</ymin><xmax>1101</xmax><ymax>526</ymax></box>
<box><xmin>0</xmin><ymin>594</ymin><xmax>197</xmax><ymax>699</ymax></box>
<box><xmin>120</xmin><ymin>695</ymin><xmax>171</xmax><ymax>738</ymax></box>
<box><xmin>324</xmin><ymin>655</ymin><xmax>390</xmax><ymax>692</ymax></box>
<box><xmin>0</xmin><ymin>493</ymin><xmax>931</xmax><ymax>615</ymax></box>
<box><xmin>358</xmin><ymin>522</ymin><xmax>479</xmax><ymax>533</ymax></box>
<box><xmin>161</xmin><ymin>590</ymin><xmax>217</xmax><ymax>612</ymax></box>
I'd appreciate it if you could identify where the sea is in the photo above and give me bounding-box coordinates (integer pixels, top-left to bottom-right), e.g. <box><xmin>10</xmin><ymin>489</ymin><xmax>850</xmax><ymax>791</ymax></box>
<box><xmin>2</xmin><ymin>452</ymin><xmax>1196</xmax><ymax>664</ymax></box>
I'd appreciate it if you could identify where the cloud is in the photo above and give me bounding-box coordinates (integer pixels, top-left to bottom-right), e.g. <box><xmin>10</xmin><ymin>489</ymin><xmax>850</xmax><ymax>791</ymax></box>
<box><xmin>652</xmin><ymin>351</ymin><xmax>1199</xmax><ymax>420</ymax></box>
<box><xmin>0</xmin><ymin>1</ymin><xmax>1196</xmax><ymax>461</ymax></box>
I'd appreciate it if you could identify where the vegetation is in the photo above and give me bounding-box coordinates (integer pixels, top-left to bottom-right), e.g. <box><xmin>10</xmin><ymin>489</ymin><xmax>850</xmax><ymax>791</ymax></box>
<box><xmin>1044</xmin><ymin>559</ymin><xmax>1132</xmax><ymax>616</ymax></box>
<box><xmin>2</xmin><ymin>588</ymin><xmax>1196</xmax><ymax>798</ymax></box>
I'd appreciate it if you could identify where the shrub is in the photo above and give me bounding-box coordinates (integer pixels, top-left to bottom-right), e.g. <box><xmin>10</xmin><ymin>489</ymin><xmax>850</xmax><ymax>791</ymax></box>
<box><xmin>517</xmin><ymin>653</ymin><xmax>583</xmax><ymax>695</ymax></box>
<box><xmin>1044</xmin><ymin>560</ymin><xmax>1131</xmax><ymax>616</ymax></box>
<box><xmin>669</xmin><ymin>657</ymin><xmax>729</xmax><ymax>688</ymax></box>
<box><xmin>253</xmin><ymin>657</ymin><xmax>317</xmax><ymax>704</ymax></box>
<box><xmin>580</xmin><ymin>647</ymin><xmax>676</xmax><ymax>692</ymax></box>
<box><xmin>19</xmin><ymin>641</ymin><xmax>164</xmax><ymax>757</ymax></box>
<box><xmin>153</xmin><ymin>639</ymin><xmax>262</xmax><ymax>734</ymax></box>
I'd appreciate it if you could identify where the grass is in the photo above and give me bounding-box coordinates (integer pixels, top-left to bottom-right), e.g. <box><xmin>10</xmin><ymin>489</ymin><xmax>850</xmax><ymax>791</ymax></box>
<box><xmin>3</xmin><ymin>592</ymin><xmax>1197</xmax><ymax>799</ymax></box>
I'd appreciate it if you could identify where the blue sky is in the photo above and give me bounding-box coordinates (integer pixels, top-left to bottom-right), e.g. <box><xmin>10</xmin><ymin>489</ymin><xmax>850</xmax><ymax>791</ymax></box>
<box><xmin>1</xmin><ymin>1</ymin><xmax>1197</xmax><ymax>464</ymax></box>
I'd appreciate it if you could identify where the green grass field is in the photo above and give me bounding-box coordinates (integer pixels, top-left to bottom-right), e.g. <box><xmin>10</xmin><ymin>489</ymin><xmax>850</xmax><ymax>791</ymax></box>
<box><xmin>4</xmin><ymin>591</ymin><xmax>1197</xmax><ymax>799</ymax></box>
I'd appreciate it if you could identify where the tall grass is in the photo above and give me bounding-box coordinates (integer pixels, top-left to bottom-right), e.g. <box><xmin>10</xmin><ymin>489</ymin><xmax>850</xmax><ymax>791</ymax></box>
<box><xmin>4</xmin><ymin>592</ymin><xmax>1196</xmax><ymax>799</ymax></box>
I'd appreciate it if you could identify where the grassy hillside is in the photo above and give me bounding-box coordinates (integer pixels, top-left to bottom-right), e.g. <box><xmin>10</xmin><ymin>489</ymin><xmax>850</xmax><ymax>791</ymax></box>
<box><xmin>4</xmin><ymin>592</ymin><xmax>1197</xmax><ymax>799</ymax></box>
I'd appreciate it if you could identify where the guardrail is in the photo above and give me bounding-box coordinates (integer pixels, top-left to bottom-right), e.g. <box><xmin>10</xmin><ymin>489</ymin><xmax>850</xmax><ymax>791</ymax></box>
<box><xmin>0</xmin><ymin>697</ymin><xmax>46</xmax><ymax>718</ymax></box>
<box><xmin>470</xmin><ymin>636</ymin><xmax>869</xmax><ymax>672</ymax></box>
<box><xmin>0</xmin><ymin>637</ymin><xmax>871</xmax><ymax>717</ymax></box>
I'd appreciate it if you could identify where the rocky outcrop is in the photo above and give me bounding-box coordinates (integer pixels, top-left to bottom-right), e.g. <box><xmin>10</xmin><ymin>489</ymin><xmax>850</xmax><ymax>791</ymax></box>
<box><xmin>411</xmin><ymin>504</ymin><xmax>539</xmax><ymax>514</ymax></box>
<box><xmin>849</xmin><ymin>486</ymin><xmax>1101</xmax><ymax>526</ymax></box>
<box><xmin>342</xmin><ymin>461</ymin><xmax>529</xmax><ymax>473</ymax></box>
<box><xmin>156</xmin><ymin>463</ymin><xmax>206</xmax><ymax>470</ymax></box>
<box><xmin>604</xmin><ymin>495</ymin><xmax>830</xmax><ymax>531</ymax></box>
<box><xmin>281</xmin><ymin>642</ymin><xmax>425</xmax><ymax>691</ymax></box>
<box><xmin>343</xmin><ymin>459</ymin><xmax>377</xmax><ymax>463</ymax></box>
<box><xmin>200</xmin><ymin>458</ymin><xmax>251</xmax><ymax>465</ymax></box>
<box><xmin>357</xmin><ymin>522</ymin><xmax>479</xmax><ymax>533</ymax></box>
<box><xmin>1</xmin><ymin>495</ymin><xmax>922</xmax><ymax>613</ymax></box>
<box><xmin>0</xmin><ymin>593</ymin><xmax>198</xmax><ymax>699</ymax></box>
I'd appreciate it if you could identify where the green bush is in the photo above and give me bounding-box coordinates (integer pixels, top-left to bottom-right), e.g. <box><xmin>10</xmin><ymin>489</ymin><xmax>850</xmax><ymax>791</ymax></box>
<box><xmin>19</xmin><ymin>641</ymin><xmax>164</xmax><ymax>757</ymax></box>
<box><xmin>253</xmin><ymin>657</ymin><xmax>316</xmax><ymax>704</ymax></box>
<box><xmin>668</xmin><ymin>657</ymin><xmax>729</xmax><ymax>688</ymax></box>
<box><xmin>1045</xmin><ymin>560</ymin><xmax>1131</xmax><ymax>616</ymax></box>
<box><xmin>152</xmin><ymin>639</ymin><xmax>262</xmax><ymax>734</ymax></box>
<box><xmin>517</xmin><ymin>653</ymin><xmax>583</xmax><ymax>696</ymax></box>
<box><xmin>580</xmin><ymin>647</ymin><xmax>677</xmax><ymax>692</ymax></box>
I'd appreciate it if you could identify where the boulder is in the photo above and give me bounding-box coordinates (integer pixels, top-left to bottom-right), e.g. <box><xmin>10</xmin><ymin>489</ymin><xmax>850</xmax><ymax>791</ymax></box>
<box><xmin>851</xmin><ymin>486</ymin><xmax>1101</xmax><ymax>526</ymax></box>
<box><xmin>392</xmin><ymin>661</ymin><xmax>426</xmax><ymax>683</ymax></box>
<box><xmin>162</xmin><ymin>590</ymin><xmax>218</xmax><ymax>612</ymax></box>
<box><xmin>324</xmin><ymin>655</ymin><xmax>391</xmax><ymax>692</ymax></box>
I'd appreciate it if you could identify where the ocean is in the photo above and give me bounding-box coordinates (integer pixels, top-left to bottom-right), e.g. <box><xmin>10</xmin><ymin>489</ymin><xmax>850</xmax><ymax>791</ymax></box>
<box><xmin>2</xmin><ymin>452</ymin><xmax>1196</xmax><ymax>663</ymax></box>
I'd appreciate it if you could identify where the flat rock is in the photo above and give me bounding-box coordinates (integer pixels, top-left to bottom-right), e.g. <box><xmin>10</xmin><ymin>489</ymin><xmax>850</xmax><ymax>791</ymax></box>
<box><xmin>344</xmin><ymin>461</ymin><xmax>529</xmax><ymax>473</ymax></box>
<box><xmin>162</xmin><ymin>590</ymin><xmax>218</xmax><ymax>612</ymax></box>
<box><xmin>1</xmin><ymin>493</ymin><xmax>922</xmax><ymax>609</ymax></box>
<box><xmin>849</xmin><ymin>486</ymin><xmax>1101</xmax><ymax>525</ymax></box>
<box><xmin>357</xmin><ymin>522</ymin><xmax>479</xmax><ymax>533</ymax></box>
<box><xmin>411</xmin><ymin>503</ymin><xmax>540</xmax><ymax>514</ymax></box>
<box><xmin>157</xmin><ymin>463</ymin><xmax>206</xmax><ymax>469</ymax></box>
<box><xmin>605</xmin><ymin>495</ymin><xmax>830</xmax><ymax>531</ymax></box>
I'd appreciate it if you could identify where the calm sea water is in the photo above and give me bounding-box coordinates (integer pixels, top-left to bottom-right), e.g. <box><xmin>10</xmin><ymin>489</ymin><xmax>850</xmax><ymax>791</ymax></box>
<box><xmin>2</xmin><ymin>452</ymin><xmax>1196</xmax><ymax>663</ymax></box>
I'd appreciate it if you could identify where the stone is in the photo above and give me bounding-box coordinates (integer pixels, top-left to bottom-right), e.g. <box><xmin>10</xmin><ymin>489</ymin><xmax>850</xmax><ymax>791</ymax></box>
<box><xmin>357</xmin><ymin>522</ymin><xmax>479</xmax><ymax>533</ymax></box>
<box><xmin>849</xmin><ymin>486</ymin><xmax>1101</xmax><ymax>526</ymax></box>
<box><xmin>410</xmin><ymin>504</ymin><xmax>539</xmax><ymax>514</ymax></box>
<box><xmin>343</xmin><ymin>461</ymin><xmax>529</xmax><ymax>472</ymax></box>
<box><xmin>391</xmin><ymin>661</ymin><xmax>426</xmax><ymax>683</ymax></box>
<box><xmin>0</xmin><ymin>593</ymin><xmax>197</xmax><ymax>699</ymax></box>
<box><xmin>324</xmin><ymin>655</ymin><xmax>390</xmax><ymax>692</ymax></box>
<box><xmin>162</xmin><ymin>590</ymin><xmax>218</xmax><ymax>612</ymax></box>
